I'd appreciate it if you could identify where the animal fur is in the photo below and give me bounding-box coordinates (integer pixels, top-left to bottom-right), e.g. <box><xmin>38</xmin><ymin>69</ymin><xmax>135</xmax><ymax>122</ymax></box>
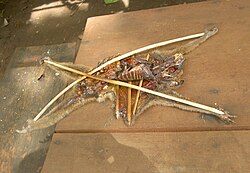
<box><xmin>17</xmin><ymin>24</ymin><xmax>235</xmax><ymax>133</ymax></box>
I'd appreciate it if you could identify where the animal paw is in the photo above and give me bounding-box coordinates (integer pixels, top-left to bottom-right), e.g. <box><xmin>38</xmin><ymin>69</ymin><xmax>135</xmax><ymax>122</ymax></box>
<box><xmin>16</xmin><ymin>119</ymin><xmax>34</xmax><ymax>134</ymax></box>
<box><xmin>218</xmin><ymin>112</ymin><xmax>237</xmax><ymax>124</ymax></box>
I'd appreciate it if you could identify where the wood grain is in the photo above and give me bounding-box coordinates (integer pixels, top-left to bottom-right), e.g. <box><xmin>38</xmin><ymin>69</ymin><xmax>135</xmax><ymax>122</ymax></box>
<box><xmin>42</xmin><ymin>131</ymin><xmax>250</xmax><ymax>173</ymax></box>
<box><xmin>56</xmin><ymin>0</ymin><xmax>250</xmax><ymax>132</ymax></box>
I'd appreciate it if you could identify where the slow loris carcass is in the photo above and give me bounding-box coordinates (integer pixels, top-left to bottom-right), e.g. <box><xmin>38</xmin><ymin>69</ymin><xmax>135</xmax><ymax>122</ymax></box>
<box><xmin>18</xmin><ymin>25</ymin><xmax>235</xmax><ymax>133</ymax></box>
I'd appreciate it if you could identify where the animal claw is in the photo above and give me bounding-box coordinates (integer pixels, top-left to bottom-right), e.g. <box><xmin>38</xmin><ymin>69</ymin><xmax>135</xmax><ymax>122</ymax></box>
<box><xmin>219</xmin><ymin>112</ymin><xmax>236</xmax><ymax>124</ymax></box>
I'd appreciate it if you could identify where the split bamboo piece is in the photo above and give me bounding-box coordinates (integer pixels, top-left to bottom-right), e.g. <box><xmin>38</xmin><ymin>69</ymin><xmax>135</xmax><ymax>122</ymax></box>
<box><xmin>127</xmin><ymin>81</ymin><xmax>132</xmax><ymax>125</ymax></box>
<box><xmin>115</xmin><ymin>85</ymin><xmax>120</xmax><ymax>119</ymax></box>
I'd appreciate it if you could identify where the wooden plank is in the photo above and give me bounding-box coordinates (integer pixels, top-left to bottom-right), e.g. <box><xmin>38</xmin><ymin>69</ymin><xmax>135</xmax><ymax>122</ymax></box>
<box><xmin>42</xmin><ymin>131</ymin><xmax>250</xmax><ymax>173</ymax></box>
<box><xmin>56</xmin><ymin>0</ymin><xmax>250</xmax><ymax>132</ymax></box>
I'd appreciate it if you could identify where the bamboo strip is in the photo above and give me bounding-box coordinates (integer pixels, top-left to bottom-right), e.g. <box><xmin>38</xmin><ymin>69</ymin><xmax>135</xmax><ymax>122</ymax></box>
<box><xmin>127</xmin><ymin>81</ymin><xmax>132</xmax><ymax>125</ymax></box>
<box><xmin>115</xmin><ymin>85</ymin><xmax>120</xmax><ymax>119</ymax></box>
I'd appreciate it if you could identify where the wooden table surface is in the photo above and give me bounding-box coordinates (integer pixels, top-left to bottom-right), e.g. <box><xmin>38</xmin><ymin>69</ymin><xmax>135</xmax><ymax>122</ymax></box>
<box><xmin>42</xmin><ymin>0</ymin><xmax>250</xmax><ymax>172</ymax></box>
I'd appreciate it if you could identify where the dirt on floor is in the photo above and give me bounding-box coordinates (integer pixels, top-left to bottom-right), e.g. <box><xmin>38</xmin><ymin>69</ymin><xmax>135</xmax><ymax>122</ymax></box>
<box><xmin>0</xmin><ymin>0</ymin><xmax>206</xmax><ymax>173</ymax></box>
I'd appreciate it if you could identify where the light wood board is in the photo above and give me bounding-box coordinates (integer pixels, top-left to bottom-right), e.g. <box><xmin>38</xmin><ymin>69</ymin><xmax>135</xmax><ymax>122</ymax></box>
<box><xmin>42</xmin><ymin>131</ymin><xmax>250</xmax><ymax>173</ymax></box>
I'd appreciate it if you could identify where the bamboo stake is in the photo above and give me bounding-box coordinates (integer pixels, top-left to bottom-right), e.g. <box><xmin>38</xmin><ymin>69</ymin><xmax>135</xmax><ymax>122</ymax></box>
<box><xmin>44</xmin><ymin>60</ymin><xmax>226</xmax><ymax>116</ymax></box>
<box><xmin>115</xmin><ymin>85</ymin><xmax>120</xmax><ymax>119</ymax></box>
<box><xmin>127</xmin><ymin>81</ymin><xmax>132</xmax><ymax>125</ymax></box>
<box><xmin>132</xmin><ymin>54</ymin><xmax>150</xmax><ymax>115</ymax></box>
<box><xmin>33</xmin><ymin>32</ymin><xmax>204</xmax><ymax>121</ymax></box>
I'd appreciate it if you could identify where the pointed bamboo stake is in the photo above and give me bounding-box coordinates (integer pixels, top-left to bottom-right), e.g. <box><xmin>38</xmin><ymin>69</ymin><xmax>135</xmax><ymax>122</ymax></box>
<box><xmin>132</xmin><ymin>54</ymin><xmax>150</xmax><ymax>115</ymax></box>
<box><xmin>127</xmin><ymin>81</ymin><xmax>132</xmax><ymax>125</ymax></box>
<box><xmin>115</xmin><ymin>85</ymin><xmax>120</xmax><ymax>119</ymax></box>
<box><xmin>33</xmin><ymin>32</ymin><xmax>204</xmax><ymax>121</ymax></box>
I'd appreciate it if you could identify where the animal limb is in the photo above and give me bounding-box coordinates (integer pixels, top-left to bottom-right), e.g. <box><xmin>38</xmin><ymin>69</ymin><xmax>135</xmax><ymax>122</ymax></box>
<box><xmin>33</xmin><ymin>77</ymin><xmax>85</xmax><ymax>121</ymax></box>
<box><xmin>152</xmin><ymin>24</ymin><xmax>218</xmax><ymax>57</ymax></box>
<box><xmin>17</xmin><ymin>90</ymin><xmax>117</xmax><ymax>133</ymax></box>
<box><xmin>93</xmin><ymin>32</ymin><xmax>205</xmax><ymax>75</ymax></box>
<box><xmin>137</xmin><ymin>97</ymin><xmax>235</xmax><ymax>124</ymax></box>
<box><xmin>17</xmin><ymin>95</ymin><xmax>96</xmax><ymax>133</ymax></box>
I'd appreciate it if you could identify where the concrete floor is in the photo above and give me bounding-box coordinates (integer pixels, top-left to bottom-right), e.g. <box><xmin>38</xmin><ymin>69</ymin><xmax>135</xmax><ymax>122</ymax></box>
<box><xmin>0</xmin><ymin>0</ymin><xmax>206</xmax><ymax>172</ymax></box>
